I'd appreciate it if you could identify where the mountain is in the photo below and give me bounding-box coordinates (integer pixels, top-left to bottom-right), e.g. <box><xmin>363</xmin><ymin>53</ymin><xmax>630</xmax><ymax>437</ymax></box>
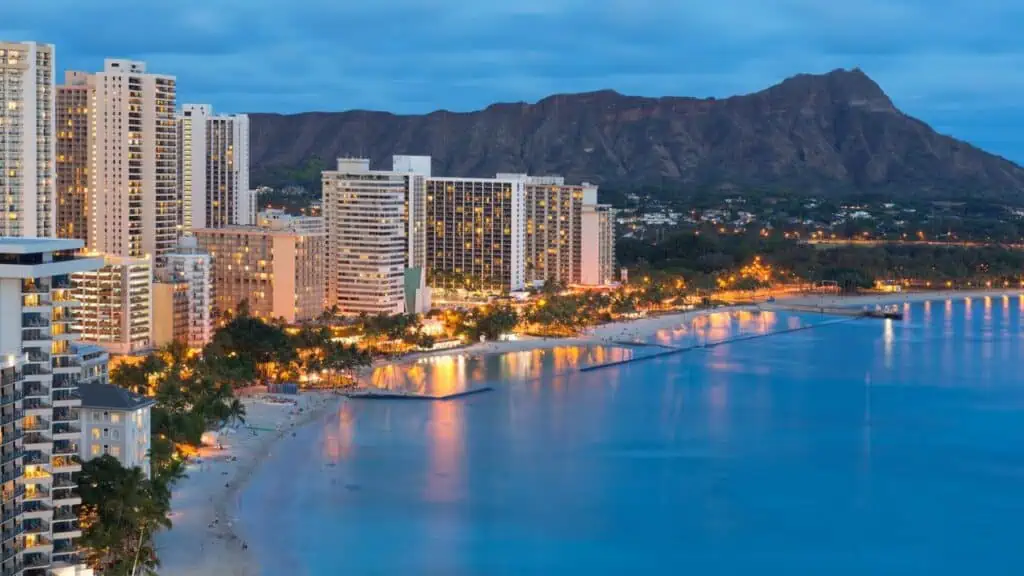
<box><xmin>247</xmin><ymin>68</ymin><xmax>1024</xmax><ymax>201</ymax></box>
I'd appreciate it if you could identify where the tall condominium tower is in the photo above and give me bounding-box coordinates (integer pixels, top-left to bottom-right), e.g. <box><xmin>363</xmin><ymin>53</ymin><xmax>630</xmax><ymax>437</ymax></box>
<box><xmin>424</xmin><ymin>176</ymin><xmax>526</xmax><ymax>292</ymax></box>
<box><xmin>80</xmin><ymin>60</ymin><xmax>177</xmax><ymax>265</ymax></box>
<box><xmin>0</xmin><ymin>41</ymin><xmax>56</xmax><ymax>238</ymax></box>
<box><xmin>176</xmin><ymin>104</ymin><xmax>252</xmax><ymax>231</ymax></box>
<box><xmin>321</xmin><ymin>156</ymin><xmax>429</xmax><ymax>315</ymax></box>
<box><xmin>581</xmin><ymin>204</ymin><xmax>616</xmax><ymax>286</ymax></box>
<box><xmin>55</xmin><ymin>72</ymin><xmax>90</xmax><ymax>241</ymax></box>
<box><xmin>0</xmin><ymin>238</ymin><xmax>104</xmax><ymax>575</ymax></box>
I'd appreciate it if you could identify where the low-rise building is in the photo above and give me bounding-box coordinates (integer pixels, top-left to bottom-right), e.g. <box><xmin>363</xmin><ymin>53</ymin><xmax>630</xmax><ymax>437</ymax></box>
<box><xmin>152</xmin><ymin>279</ymin><xmax>189</xmax><ymax>347</ymax></box>
<box><xmin>163</xmin><ymin>237</ymin><xmax>214</xmax><ymax>348</ymax></box>
<box><xmin>78</xmin><ymin>382</ymin><xmax>154</xmax><ymax>477</ymax></box>
<box><xmin>71</xmin><ymin>254</ymin><xmax>153</xmax><ymax>355</ymax></box>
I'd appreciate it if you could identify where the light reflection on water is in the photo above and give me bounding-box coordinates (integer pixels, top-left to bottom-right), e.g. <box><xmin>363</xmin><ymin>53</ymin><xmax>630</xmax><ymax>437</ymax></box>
<box><xmin>362</xmin><ymin>345</ymin><xmax>645</xmax><ymax>395</ymax></box>
<box><xmin>240</xmin><ymin>297</ymin><xmax>1024</xmax><ymax>576</ymax></box>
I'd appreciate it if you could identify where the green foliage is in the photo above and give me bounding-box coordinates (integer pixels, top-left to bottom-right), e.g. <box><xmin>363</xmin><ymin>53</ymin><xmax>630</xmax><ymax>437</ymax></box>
<box><xmin>619</xmin><ymin>229</ymin><xmax>1024</xmax><ymax>286</ymax></box>
<box><xmin>456</xmin><ymin>305</ymin><xmax>519</xmax><ymax>341</ymax></box>
<box><xmin>254</xmin><ymin>156</ymin><xmax>329</xmax><ymax>193</ymax></box>
<box><xmin>79</xmin><ymin>456</ymin><xmax>171</xmax><ymax>575</ymax></box>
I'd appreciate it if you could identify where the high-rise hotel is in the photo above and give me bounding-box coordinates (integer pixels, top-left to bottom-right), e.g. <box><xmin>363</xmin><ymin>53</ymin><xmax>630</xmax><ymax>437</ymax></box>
<box><xmin>321</xmin><ymin>156</ymin><xmax>429</xmax><ymax>315</ymax></box>
<box><xmin>425</xmin><ymin>175</ymin><xmax>527</xmax><ymax>292</ymax></box>
<box><xmin>0</xmin><ymin>41</ymin><xmax>56</xmax><ymax>238</ymax></box>
<box><xmin>55</xmin><ymin>73</ymin><xmax>89</xmax><ymax>242</ymax></box>
<box><xmin>0</xmin><ymin>238</ymin><xmax>104</xmax><ymax>575</ymax></box>
<box><xmin>498</xmin><ymin>174</ymin><xmax>605</xmax><ymax>286</ymax></box>
<box><xmin>65</xmin><ymin>60</ymin><xmax>177</xmax><ymax>265</ymax></box>
<box><xmin>176</xmin><ymin>105</ymin><xmax>253</xmax><ymax>231</ymax></box>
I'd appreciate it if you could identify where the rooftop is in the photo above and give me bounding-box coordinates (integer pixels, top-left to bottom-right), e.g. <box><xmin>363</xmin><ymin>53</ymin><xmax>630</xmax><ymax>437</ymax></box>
<box><xmin>0</xmin><ymin>237</ymin><xmax>84</xmax><ymax>255</ymax></box>
<box><xmin>79</xmin><ymin>382</ymin><xmax>156</xmax><ymax>411</ymax></box>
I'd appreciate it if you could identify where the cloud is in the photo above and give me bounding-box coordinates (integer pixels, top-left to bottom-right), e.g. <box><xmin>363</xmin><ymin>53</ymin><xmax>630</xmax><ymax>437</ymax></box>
<box><xmin>2</xmin><ymin>0</ymin><xmax>1022</xmax><ymax>161</ymax></box>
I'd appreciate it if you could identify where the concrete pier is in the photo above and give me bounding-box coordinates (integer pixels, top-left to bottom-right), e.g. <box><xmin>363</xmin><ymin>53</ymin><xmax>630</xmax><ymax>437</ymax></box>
<box><xmin>344</xmin><ymin>386</ymin><xmax>494</xmax><ymax>400</ymax></box>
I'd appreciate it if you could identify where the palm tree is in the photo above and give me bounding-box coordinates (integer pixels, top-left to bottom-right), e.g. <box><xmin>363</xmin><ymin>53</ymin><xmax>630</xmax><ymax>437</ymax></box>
<box><xmin>226</xmin><ymin>398</ymin><xmax>247</xmax><ymax>427</ymax></box>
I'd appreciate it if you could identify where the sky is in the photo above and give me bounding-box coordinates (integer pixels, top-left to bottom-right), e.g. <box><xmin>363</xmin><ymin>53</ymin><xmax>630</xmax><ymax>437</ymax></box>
<box><xmin>5</xmin><ymin>0</ymin><xmax>1024</xmax><ymax>163</ymax></box>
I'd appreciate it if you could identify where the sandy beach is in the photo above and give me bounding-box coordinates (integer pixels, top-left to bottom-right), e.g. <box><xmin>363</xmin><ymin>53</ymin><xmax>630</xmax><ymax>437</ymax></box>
<box><xmin>155</xmin><ymin>391</ymin><xmax>340</xmax><ymax>576</ymax></box>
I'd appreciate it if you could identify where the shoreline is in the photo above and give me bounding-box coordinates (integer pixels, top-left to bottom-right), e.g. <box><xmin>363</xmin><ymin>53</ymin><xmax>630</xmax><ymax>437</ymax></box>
<box><xmin>363</xmin><ymin>289</ymin><xmax>1024</xmax><ymax>376</ymax></box>
<box><xmin>159</xmin><ymin>287</ymin><xmax>1024</xmax><ymax>574</ymax></box>
<box><xmin>156</xmin><ymin>392</ymin><xmax>341</xmax><ymax>576</ymax></box>
<box><xmin>776</xmin><ymin>288</ymin><xmax>1024</xmax><ymax>309</ymax></box>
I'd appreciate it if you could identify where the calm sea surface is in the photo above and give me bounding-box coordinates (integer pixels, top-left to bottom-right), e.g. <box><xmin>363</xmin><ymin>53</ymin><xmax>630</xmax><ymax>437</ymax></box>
<box><xmin>239</xmin><ymin>298</ymin><xmax>1024</xmax><ymax>575</ymax></box>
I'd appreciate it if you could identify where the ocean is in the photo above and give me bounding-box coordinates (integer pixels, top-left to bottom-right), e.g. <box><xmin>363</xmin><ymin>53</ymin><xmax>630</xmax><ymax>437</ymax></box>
<box><xmin>238</xmin><ymin>298</ymin><xmax>1024</xmax><ymax>575</ymax></box>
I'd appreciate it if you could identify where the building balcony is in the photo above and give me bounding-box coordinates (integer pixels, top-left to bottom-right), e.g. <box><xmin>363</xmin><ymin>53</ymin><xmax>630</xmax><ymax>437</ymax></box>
<box><xmin>0</xmin><ymin>450</ymin><xmax>23</xmax><ymax>467</ymax></box>
<box><xmin>21</xmin><ymin>398</ymin><xmax>49</xmax><ymax>412</ymax></box>
<box><xmin>22</xmin><ymin>520</ymin><xmax>48</xmax><ymax>536</ymax></box>
<box><xmin>1</xmin><ymin>485</ymin><xmax>25</xmax><ymax>505</ymax></box>
<box><xmin>49</xmin><ymin>456</ymin><xmax>78</xmax><ymax>474</ymax></box>
<box><xmin>22</xmin><ymin>487</ymin><xmax>49</xmax><ymax>502</ymax></box>
<box><xmin>21</xmin><ymin>499</ymin><xmax>51</xmax><ymax>521</ymax></box>
<box><xmin>50</xmin><ymin>519</ymin><xmax>78</xmax><ymax>538</ymax></box>
<box><xmin>0</xmin><ymin>466</ymin><xmax>22</xmax><ymax>485</ymax></box>
<box><xmin>0</xmin><ymin>392</ymin><xmax>21</xmax><ymax>408</ymax></box>
<box><xmin>22</xmin><ymin>385</ymin><xmax>48</xmax><ymax>399</ymax></box>
<box><xmin>50</xmin><ymin>377</ymin><xmax>76</xmax><ymax>392</ymax></box>
<box><xmin>51</xmin><ymin>423</ymin><xmax>79</xmax><ymax>439</ymax></box>
<box><xmin>0</xmin><ymin>522</ymin><xmax>22</xmax><ymax>545</ymax></box>
<box><xmin>50</xmin><ymin>487</ymin><xmax>77</xmax><ymax>506</ymax></box>
<box><xmin>22</xmin><ymin>544</ymin><xmax>52</xmax><ymax>564</ymax></box>
<box><xmin>51</xmin><ymin>442</ymin><xmax>76</xmax><ymax>456</ymax></box>
<box><xmin>21</xmin><ymin>365</ymin><xmax>50</xmax><ymax>378</ymax></box>
<box><xmin>50</xmin><ymin>409</ymin><xmax>76</xmax><ymax>423</ymax></box>
<box><xmin>21</xmin><ymin>329</ymin><xmax>50</xmax><ymax>345</ymax></box>
<box><xmin>21</xmin><ymin>433</ymin><xmax>49</xmax><ymax>447</ymax></box>
<box><xmin>0</xmin><ymin>410</ymin><xmax>22</xmax><ymax>427</ymax></box>
<box><xmin>21</xmin><ymin>419</ymin><xmax>48</xmax><ymax>433</ymax></box>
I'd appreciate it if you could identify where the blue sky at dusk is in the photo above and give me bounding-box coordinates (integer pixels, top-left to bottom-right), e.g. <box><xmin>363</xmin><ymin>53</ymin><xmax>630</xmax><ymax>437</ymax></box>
<box><xmin>6</xmin><ymin>0</ymin><xmax>1024</xmax><ymax>163</ymax></box>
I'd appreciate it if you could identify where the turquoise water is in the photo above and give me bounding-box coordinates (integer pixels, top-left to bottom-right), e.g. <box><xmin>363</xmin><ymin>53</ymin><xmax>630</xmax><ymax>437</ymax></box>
<box><xmin>239</xmin><ymin>298</ymin><xmax>1024</xmax><ymax>574</ymax></box>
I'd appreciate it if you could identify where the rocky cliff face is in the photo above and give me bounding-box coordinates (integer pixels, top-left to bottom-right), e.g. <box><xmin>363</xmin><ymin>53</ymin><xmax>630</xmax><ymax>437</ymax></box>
<box><xmin>248</xmin><ymin>68</ymin><xmax>1024</xmax><ymax>200</ymax></box>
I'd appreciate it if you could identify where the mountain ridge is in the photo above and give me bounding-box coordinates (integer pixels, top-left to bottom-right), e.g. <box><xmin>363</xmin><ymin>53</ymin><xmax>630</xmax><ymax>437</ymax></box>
<box><xmin>248</xmin><ymin>68</ymin><xmax>1024</xmax><ymax>201</ymax></box>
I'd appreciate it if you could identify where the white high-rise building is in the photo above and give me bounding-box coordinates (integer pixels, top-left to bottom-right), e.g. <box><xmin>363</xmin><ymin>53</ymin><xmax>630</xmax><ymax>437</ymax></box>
<box><xmin>162</xmin><ymin>237</ymin><xmax>213</xmax><ymax>348</ymax></box>
<box><xmin>176</xmin><ymin>104</ymin><xmax>250</xmax><ymax>231</ymax></box>
<box><xmin>73</xmin><ymin>60</ymin><xmax>177</xmax><ymax>265</ymax></box>
<box><xmin>0</xmin><ymin>41</ymin><xmax>56</xmax><ymax>238</ymax></box>
<box><xmin>71</xmin><ymin>254</ymin><xmax>153</xmax><ymax>355</ymax></box>
<box><xmin>321</xmin><ymin>157</ymin><xmax>429</xmax><ymax>315</ymax></box>
<box><xmin>0</xmin><ymin>238</ymin><xmax>104</xmax><ymax>573</ymax></box>
<box><xmin>581</xmin><ymin>204</ymin><xmax>616</xmax><ymax>286</ymax></box>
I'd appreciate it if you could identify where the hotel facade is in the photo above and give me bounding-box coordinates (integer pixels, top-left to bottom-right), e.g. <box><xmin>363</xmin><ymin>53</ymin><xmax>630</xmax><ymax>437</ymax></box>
<box><xmin>0</xmin><ymin>41</ymin><xmax>56</xmax><ymax>238</ymax></box>
<box><xmin>424</xmin><ymin>176</ymin><xmax>527</xmax><ymax>292</ymax></box>
<box><xmin>71</xmin><ymin>254</ymin><xmax>153</xmax><ymax>355</ymax></box>
<box><xmin>581</xmin><ymin>204</ymin><xmax>616</xmax><ymax>286</ymax></box>
<box><xmin>69</xmin><ymin>60</ymin><xmax>177</xmax><ymax>264</ymax></box>
<box><xmin>321</xmin><ymin>157</ymin><xmax>429</xmax><ymax>315</ymax></box>
<box><xmin>55</xmin><ymin>74</ymin><xmax>90</xmax><ymax>242</ymax></box>
<box><xmin>160</xmin><ymin>238</ymin><xmax>213</xmax><ymax>348</ymax></box>
<box><xmin>176</xmin><ymin>104</ymin><xmax>253</xmax><ymax>231</ymax></box>
<box><xmin>0</xmin><ymin>238</ymin><xmax>104</xmax><ymax>574</ymax></box>
<box><xmin>195</xmin><ymin>215</ymin><xmax>325</xmax><ymax>323</ymax></box>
